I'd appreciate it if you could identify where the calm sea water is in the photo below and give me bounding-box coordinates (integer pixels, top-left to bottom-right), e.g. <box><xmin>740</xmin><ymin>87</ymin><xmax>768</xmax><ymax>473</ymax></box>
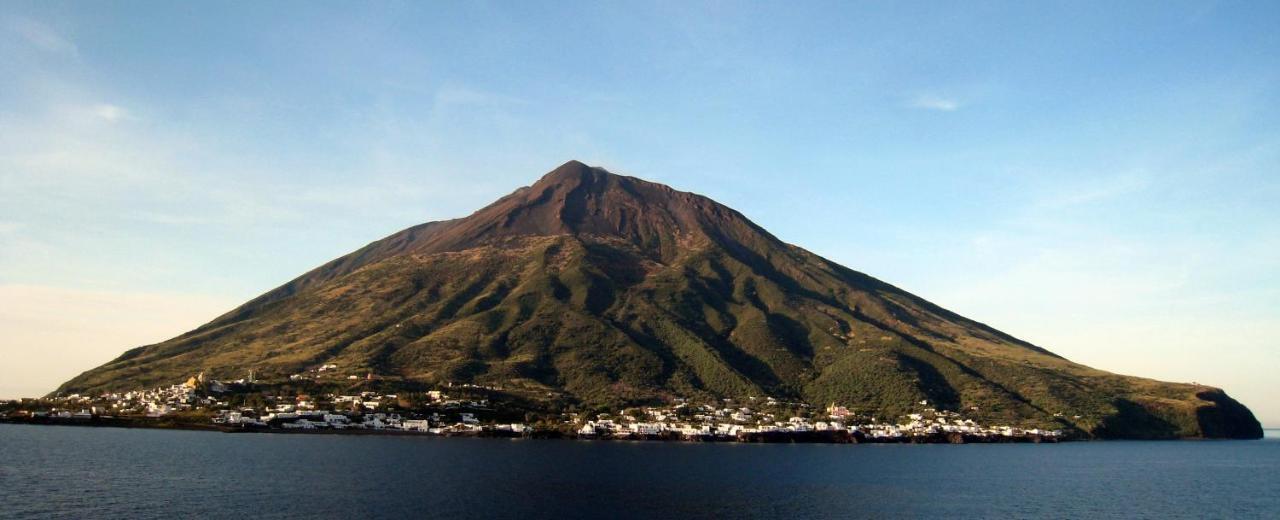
<box><xmin>1</xmin><ymin>424</ymin><xmax>1277</xmax><ymax>519</ymax></box>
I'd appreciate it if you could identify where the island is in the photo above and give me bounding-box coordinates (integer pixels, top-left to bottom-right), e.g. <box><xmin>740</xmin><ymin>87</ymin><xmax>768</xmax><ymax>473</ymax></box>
<box><xmin>41</xmin><ymin>162</ymin><xmax>1263</xmax><ymax>441</ymax></box>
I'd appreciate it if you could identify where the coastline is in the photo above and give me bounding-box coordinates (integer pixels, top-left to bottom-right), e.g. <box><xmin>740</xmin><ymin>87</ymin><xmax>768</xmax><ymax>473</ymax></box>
<box><xmin>0</xmin><ymin>416</ymin><xmax>1080</xmax><ymax>444</ymax></box>
<box><xmin>10</xmin><ymin>418</ymin><xmax>1275</xmax><ymax>443</ymax></box>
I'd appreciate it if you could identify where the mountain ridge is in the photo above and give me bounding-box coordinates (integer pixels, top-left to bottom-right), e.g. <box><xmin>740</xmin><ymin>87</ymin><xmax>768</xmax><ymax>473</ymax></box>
<box><xmin>58</xmin><ymin>161</ymin><xmax>1262</xmax><ymax>439</ymax></box>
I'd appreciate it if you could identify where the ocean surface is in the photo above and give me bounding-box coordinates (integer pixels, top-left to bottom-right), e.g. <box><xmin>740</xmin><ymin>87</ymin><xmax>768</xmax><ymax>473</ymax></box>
<box><xmin>1</xmin><ymin>424</ymin><xmax>1277</xmax><ymax>519</ymax></box>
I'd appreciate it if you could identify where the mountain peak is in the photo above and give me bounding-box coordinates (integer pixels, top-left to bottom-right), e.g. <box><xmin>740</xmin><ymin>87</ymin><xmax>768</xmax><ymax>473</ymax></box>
<box><xmin>532</xmin><ymin>160</ymin><xmax>616</xmax><ymax>189</ymax></box>
<box><xmin>531</xmin><ymin>160</ymin><xmax>637</xmax><ymax>198</ymax></box>
<box><xmin>542</xmin><ymin>159</ymin><xmax>593</xmax><ymax>179</ymax></box>
<box><xmin>492</xmin><ymin>161</ymin><xmax>693</xmax><ymax>255</ymax></box>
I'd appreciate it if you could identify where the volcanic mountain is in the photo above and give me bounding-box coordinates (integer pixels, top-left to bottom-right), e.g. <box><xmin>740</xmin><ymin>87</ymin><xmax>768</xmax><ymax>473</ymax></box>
<box><xmin>58</xmin><ymin>161</ymin><xmax>1261</xmax><ymax>439</ymax></box>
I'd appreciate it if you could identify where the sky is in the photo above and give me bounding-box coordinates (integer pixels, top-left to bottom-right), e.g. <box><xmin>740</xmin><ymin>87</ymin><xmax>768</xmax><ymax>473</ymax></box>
<box><xmin>1</xmin><ymin>1</ymin><xmax>1277</xmax><ymax>426</ymax></box>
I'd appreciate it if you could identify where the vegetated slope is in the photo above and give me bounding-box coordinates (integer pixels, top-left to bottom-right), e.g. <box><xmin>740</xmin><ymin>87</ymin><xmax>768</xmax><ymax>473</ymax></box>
<box><xmin>57</xmin><ymin>161</ymin><xmax>1262</xmax><ymax>439</ymax></box>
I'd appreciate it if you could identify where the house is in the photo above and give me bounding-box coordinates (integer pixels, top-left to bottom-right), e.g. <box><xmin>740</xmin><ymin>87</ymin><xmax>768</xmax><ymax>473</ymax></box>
<box><xmin>146</xmin><ymin>404</ymin><xmax>173</xmax><ymax>417</ymax></box>
<box><xmin>629</xmin><ymin>423</ymin><xmax>663</xmax><ymax>435</ymax></box>
<box><xmin>402</xmin><ymin>419</ymin><xmax>431</xmax><ymax>431</ymax></box>
<box><xmin>501</xmin><ymin>423</ymin><xmax>529</xmax><ymax>434</ymax></box>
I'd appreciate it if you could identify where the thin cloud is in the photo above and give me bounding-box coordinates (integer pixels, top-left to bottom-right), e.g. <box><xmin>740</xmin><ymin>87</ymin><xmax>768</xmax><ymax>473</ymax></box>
<box><xmin>909</xmin><ymin>94</ymin><xmax>961</xmax><ymax>112</ymax></box>
<box><xmin>6</xmin><ymin>16</ymin><xmax>78</xmax><ymax>56</ymax></box>
<box><xmin>127</xmin><ymin>211</ymin><xmax>214</xmax><ymax>226</ymax></box>
<box><xmin>1034</xmin><ymin>172</ymin><xmax>1151</xmax><ymax>210</ymax></box>
<box><xmin>434</xmin><ymin>85</ymin><xmax>525</xmax><ymax>108</ymax></box>
<box><xmin>93</xmin><ymin>103</ymin><xmax>127</xmax><ymax>122</ymax></box>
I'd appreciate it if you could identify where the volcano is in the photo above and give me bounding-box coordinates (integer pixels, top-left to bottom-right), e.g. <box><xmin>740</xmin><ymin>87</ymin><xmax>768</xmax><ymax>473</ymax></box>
<box><xmin>58</xmin><ymin>161</ymin><xmax>1261</xmax><ymax>439</ymax></box>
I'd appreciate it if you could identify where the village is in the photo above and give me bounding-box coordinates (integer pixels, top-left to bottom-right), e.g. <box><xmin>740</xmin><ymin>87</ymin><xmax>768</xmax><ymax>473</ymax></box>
<box><xmin>0</xmin><ymin>369</ymin><xmax>1065</xmax><ymax>444</ymax></box>
<box><xmin>572</xmin><ymin>399</ymin><xmax>1063</xmax><ymax>443</ymax></box>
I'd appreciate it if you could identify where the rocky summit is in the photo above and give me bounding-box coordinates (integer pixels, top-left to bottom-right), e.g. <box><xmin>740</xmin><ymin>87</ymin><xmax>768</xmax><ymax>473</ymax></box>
<box><xmin>57</xmin><ymin>161</ymin><xmax>1262</xmax><ymax>439</ymax></box>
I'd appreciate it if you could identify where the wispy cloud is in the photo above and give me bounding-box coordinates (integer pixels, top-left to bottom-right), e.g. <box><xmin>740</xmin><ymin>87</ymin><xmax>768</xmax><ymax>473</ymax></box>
<box><xmin>433</xmin><ymin>85</ymin><xmax>526</xmax><ymax>109</ymax></box>
<box><xmin>909</xmin><ymin>94</ymin><xmax>961</xmax><ymax>112</ymax></box>
<box><xmin>92</xmin><ymin>103</ymin><xmax>128</xmax><ymax>122</ymax></box>
<box><xmin>126</xmin><ymin>211</ymin><xmax>214</xmax><ymax>226</ymax></box>
<box><xmin>1032</xmin><ymin>171</ymin><xmax>1151</xmax><ymax>210</ymax></box>
<box><xmin>5</xmin><ymin>16</ymin><xmax>78</xmax><ymax>56</ymax></box>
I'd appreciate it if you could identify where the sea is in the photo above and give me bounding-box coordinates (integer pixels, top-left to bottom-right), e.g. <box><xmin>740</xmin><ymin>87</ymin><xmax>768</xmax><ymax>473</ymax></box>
<box><xmin>0</xmin><ymin>424</ymin><xmax>1276</xmax><ymax>519</ymax></box>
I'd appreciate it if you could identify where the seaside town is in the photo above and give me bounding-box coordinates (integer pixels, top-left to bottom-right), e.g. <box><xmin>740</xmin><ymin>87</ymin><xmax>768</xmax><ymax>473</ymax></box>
<box><xmin>0</xmin><ymin>368</ymin><xmax>1065</xmax><ymax>443</ymax></box>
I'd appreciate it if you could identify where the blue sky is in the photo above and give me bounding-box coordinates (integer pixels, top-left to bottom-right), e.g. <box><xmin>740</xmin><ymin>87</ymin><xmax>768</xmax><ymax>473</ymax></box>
<box><xmin>2</xmin><ymin>1</ymin><xmax>1277</xmax><ymax>425</ymax></box>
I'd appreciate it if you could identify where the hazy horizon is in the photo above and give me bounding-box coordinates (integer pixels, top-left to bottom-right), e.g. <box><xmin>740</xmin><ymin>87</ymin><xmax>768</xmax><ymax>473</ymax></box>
<box><xmin>2</xmin><ymin>2</ymin><xmax>1277</xmax><ymax>427</ymax></box>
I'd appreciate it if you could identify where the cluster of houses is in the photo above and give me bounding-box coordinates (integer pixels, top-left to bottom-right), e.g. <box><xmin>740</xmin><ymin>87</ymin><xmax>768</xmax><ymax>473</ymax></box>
<box><xmin>212</xmin><ymin>408</ymin><xmax>529</xmax><ymax>436</ymax></box>
<box><xmin>288</xmin><ymin>363</ymin><xmax>374</xmax><ymax>382</ymax></box>
<box><xmin>5</xmin><ymin>373</ymin><xmax>523</xmax><ymax>437</ymax></box>
<box><xmin>206</xmin><ymin>388</ymin><xmax>516</xmax><ymax>436</ymax></box>
<box><xmin>31</xmin><ymin>375</ymin><xmax>218</xmax><ymax>419</ymax></box>
<box><xmin>11</xmin><ymin>369</ymin><xmax>492</xmax><ymax>418</ymax></box>
<box><xmin>574</xmin><ymin>401</ymin><xmax>1063</xmax><ymax>442</ymax></box>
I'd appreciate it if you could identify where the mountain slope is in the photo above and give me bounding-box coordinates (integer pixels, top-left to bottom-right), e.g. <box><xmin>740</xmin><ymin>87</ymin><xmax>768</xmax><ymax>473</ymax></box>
<box><xmin>57</xmin><ymin>161</ymin><xmax>1262</xmax><ymax>439</ymax></box>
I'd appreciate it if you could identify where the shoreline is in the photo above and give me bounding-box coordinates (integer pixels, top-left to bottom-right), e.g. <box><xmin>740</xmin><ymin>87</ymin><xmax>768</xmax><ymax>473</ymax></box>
<box><xmin>0</xmin><ymin>416</ymin><xmax>1094</xmax><ymax>444</ymax></box>
<box><xmin>6</xmin><ymin>418</ymin><xmax>1266</xmax><ymax>442</ymax></box>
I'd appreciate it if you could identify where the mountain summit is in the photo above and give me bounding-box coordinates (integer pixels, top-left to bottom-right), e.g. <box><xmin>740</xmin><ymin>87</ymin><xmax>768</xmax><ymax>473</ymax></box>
<box><xmin>58</xmin><ymin>161</ymin><xmax>1261</xmax><ymax>439</ymax></box>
